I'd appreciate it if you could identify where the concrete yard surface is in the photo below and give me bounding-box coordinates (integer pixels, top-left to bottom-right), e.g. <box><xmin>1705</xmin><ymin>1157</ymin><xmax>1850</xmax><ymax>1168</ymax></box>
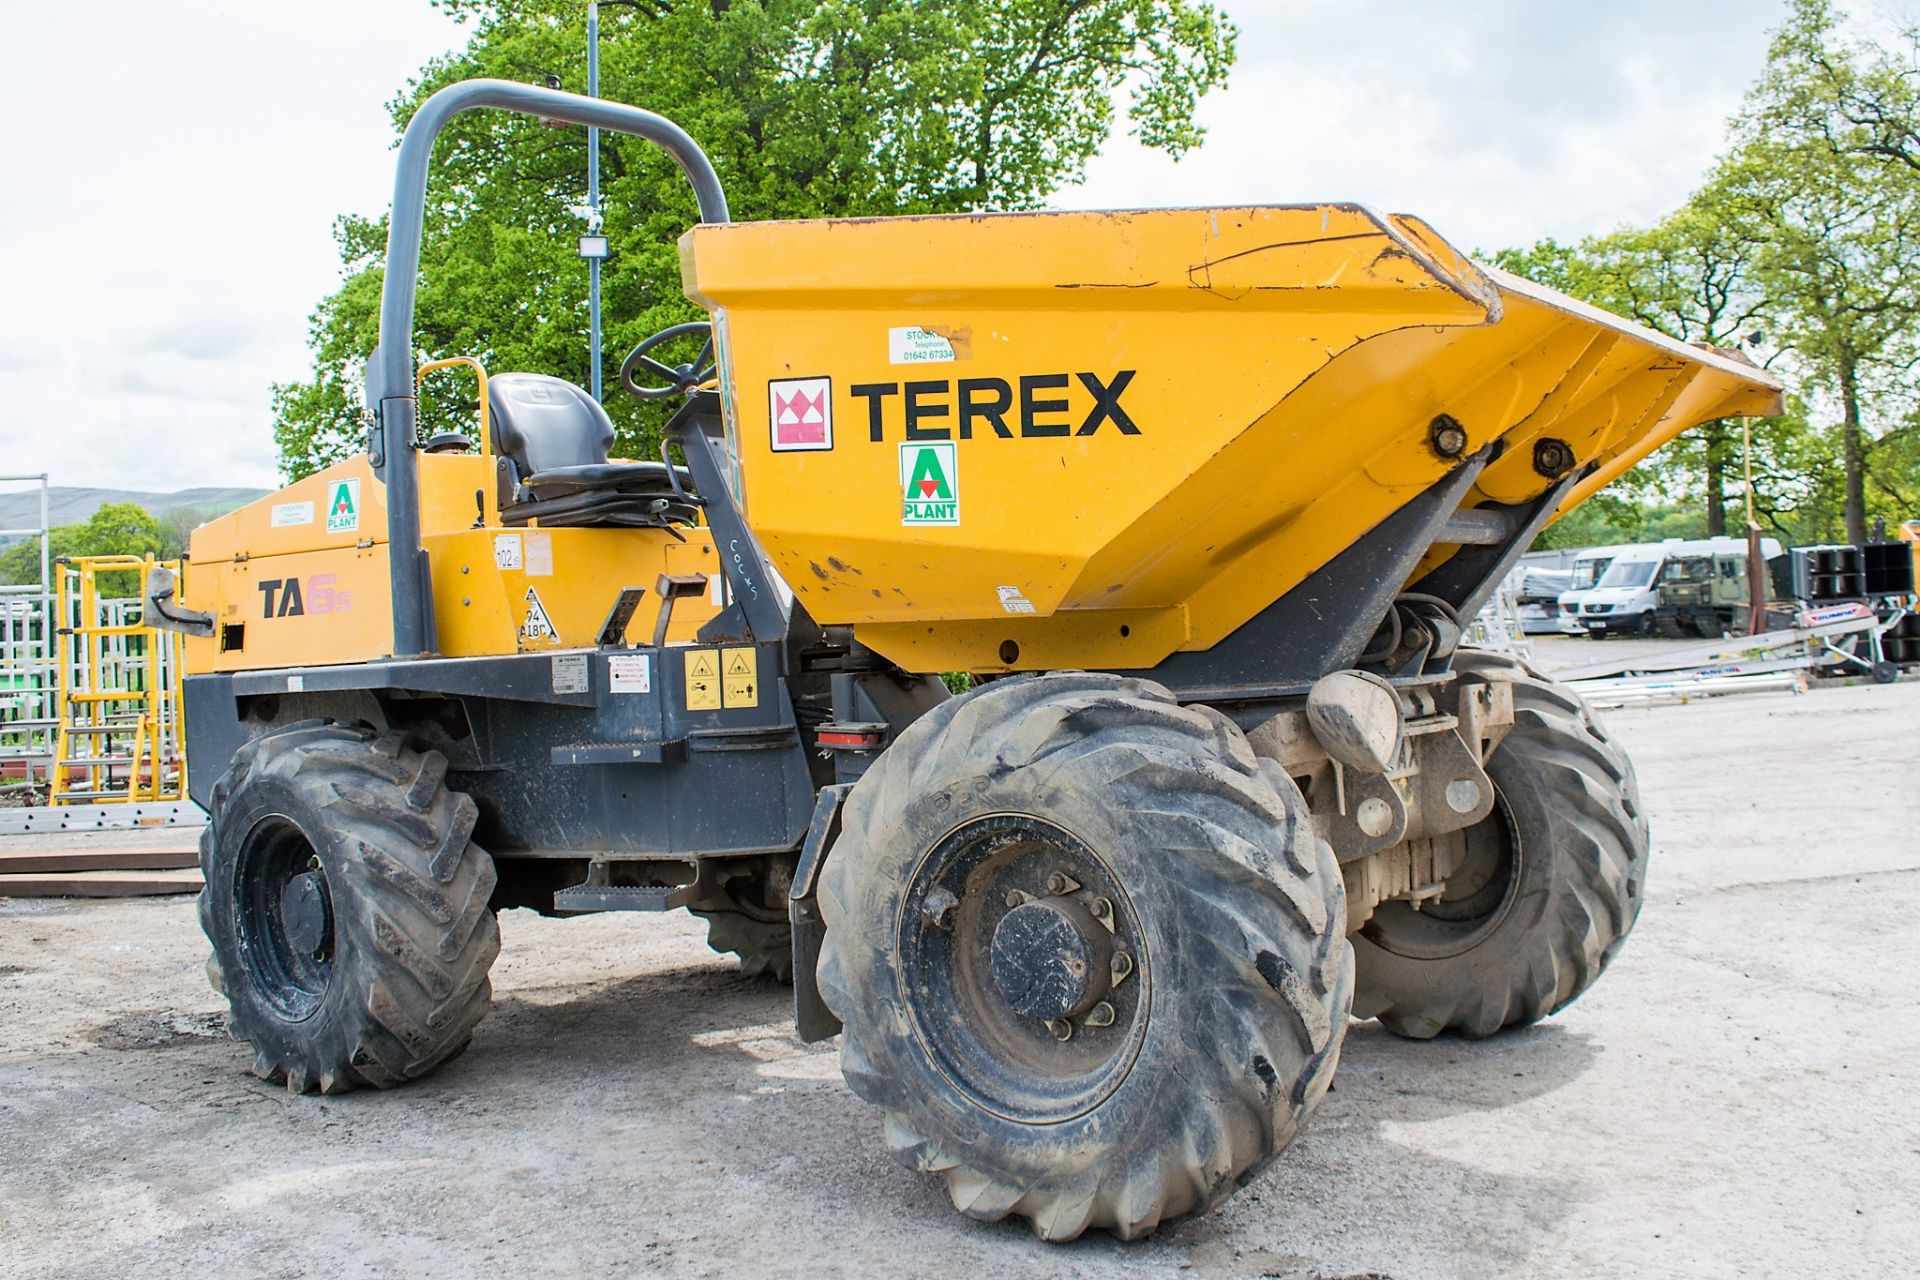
<box><xmin>1</xmin><ymin>675</ymin><xmax>1917</xmax><ymax>1278</ymax></box>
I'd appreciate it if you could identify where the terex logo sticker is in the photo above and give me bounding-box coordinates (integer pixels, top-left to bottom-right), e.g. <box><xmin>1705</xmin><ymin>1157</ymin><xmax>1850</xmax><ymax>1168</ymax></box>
<box><xmin>852</xmin><ymin>370</ymin><xmax>1139</xmax><ymax>441</ymax></box>
<box><xmin>901</xmin><ymin>441</ymin><xmax>958</xmax><ymax>526</ymax></box>
<box><xmin>769</xmin><ymin>376</ymin><xmax>833</xmax><ymax>452</ymax></box>
<box><xmin>326</xmin><ymin>478</ymin><xmax>360</xmax><ymax>534</ymax></box>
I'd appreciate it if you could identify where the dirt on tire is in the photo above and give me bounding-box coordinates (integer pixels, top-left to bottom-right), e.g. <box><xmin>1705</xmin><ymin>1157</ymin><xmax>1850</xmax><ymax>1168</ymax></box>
<box><xmin>1351</xmin><ymin>649</ymin><xmax>1648</xmax><ymax>1038</ymax></box>
<box><xmin>817</xmin><ymin>672</ymin><xmax>1353</xmax><ymax>1241</ymax></box>
<box><xmin>199</xmin><ymin>721</ymin><xmax>501</xmax><ymax>1093</ymax></box>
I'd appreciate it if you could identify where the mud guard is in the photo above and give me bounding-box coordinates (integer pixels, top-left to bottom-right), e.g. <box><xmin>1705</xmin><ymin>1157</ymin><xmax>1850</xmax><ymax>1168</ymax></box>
<box><xmin>789</xmin><ymin>783</ymin><xmax>851</xmax><ymax>1042</ymax></box>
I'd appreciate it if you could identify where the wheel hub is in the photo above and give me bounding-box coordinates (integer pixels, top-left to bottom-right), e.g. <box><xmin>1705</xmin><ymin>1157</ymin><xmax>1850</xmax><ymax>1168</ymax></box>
<box><xmin>897</xmin><ymin>813</ymin><xmax>1148</xmax><ymax>1123</ymax></box>
<box><xmin>235</xmin><ymin>816</ymin><xmax>335</xmax><ymax>1021</ymax></box>
<box><xmin>990</xmin><ymin>896</ymin><xmax>1113</xmax><ymax>1022</ymax></box>
<box><xmin>281</xmin><ymin>869</ymin><xmax>333</xmax><ymax>959</ymax></box>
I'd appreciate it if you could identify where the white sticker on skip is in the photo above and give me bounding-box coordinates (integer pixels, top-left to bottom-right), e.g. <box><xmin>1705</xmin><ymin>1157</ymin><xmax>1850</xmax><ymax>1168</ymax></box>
<box><xmin>493</xmin><ymin>533</ymin><xmax>522</xmax><ymax>570</ymax></box>
<box><xmin>550</xmin><ymin>653</ymin><xmax>589</xmax><ymax>694</ymax></box>
<box><xmin>524</xmin><ymin>531</ymin><xmax>553</xmax><ymax>577</ymax></box>
<box><xmin>997</xmin><ymin>585</ymin><xmax>1037</xmax><ymax>615</ymax></box>
<box><xmin>608</xmin><ymin>653</ymin><xmax>653</xmax><ymax>694</ymax></box>
<box><xmin>889</xmin><ymin>326</ymin><xmax>958</xmax><ymax>365</ymax></box>
<box><xmin>271</xmin><ymin>501</ymin><xmax>314</xmax><ymax>528</ymax></box>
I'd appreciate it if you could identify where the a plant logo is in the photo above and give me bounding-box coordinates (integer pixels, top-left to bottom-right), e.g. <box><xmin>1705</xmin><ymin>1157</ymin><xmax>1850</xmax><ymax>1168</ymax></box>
<box><xmin>326</xmin><ymin>478</ymin><xmax>360</xmax><ymax>534</ymax></box>
<box><xmin>900</xmin><ymin>441</ymin><xmax>958</xmax><ymax>526</ymax></box>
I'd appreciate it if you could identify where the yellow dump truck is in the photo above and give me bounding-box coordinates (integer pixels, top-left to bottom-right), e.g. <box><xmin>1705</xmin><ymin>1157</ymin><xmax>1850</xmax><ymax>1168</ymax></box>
<box><xmin>153</xmin><ymin>81</ymin><xmax>1780</xmax><ymax>1241</ymax></box>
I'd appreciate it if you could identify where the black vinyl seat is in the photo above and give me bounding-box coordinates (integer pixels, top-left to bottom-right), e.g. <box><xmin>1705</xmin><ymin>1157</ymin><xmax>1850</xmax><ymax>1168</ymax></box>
<box><xmin>486</xmin><ymin>373</ymin><xmax>698</xmax><ymax>529</ymax></box>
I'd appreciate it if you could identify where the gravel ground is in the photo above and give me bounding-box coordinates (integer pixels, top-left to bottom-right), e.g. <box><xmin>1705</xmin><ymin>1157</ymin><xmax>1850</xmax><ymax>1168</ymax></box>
<box><xmin>2</xmin><ymin>661</ymin><xmax>1916</xmax><ymax>1278</ymax></box>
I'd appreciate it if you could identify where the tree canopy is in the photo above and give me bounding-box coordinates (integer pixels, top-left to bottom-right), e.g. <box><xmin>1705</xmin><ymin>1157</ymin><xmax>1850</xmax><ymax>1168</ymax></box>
<box><xmin>273</xmin><ymin>0</ymin><xmax>1236</xmax><ymax>478</ymax></box>
<box><xmin>0</xmin><ymin>503</ymin><xmax>169</xmax><ymax>588</ymax></box>
<box><xmin>1501</xmin><ymin>0</ymin><xmax>1920</xmax><ymax>547</ymax></box>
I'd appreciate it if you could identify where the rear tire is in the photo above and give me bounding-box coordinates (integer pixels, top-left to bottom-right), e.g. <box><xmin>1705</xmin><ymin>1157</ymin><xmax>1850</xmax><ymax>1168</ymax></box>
<box><xmin>1351</xmin><ymin>651</ymin><xmax>1647</xmax><ymax>1039</ymax></box>
<box><xmin>818</xmin><ymin>673</ymin><xmax>1351</xmax><ymax>1241</ymax></box>
<box><xmin>199</xmin><ymin>722</ymin><xmax>500</xmax><ymax>1093</ymax></box>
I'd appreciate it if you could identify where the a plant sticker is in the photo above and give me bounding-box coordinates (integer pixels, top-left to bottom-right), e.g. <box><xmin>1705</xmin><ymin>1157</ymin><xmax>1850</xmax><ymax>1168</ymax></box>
<box><xmin>901</xmin><ymin>441</ymin><xmax>958</xmax><ymax>526</ymax></box>
<box><xmin>325</xmin><ymin>478</ymin><xmax>361</xmax><ymax>534</ymax></box>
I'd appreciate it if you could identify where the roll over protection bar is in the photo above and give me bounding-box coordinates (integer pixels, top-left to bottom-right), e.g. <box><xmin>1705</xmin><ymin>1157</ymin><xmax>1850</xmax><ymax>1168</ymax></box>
<box><xmin>366</xmin><ymin>78</ymin><xmax>730</xmax><ymax>657</ymax></box>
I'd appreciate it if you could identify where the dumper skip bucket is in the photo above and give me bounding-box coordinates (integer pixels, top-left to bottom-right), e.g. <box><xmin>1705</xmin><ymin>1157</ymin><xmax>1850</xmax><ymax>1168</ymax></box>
<box><xmin>683</xmin><ymin>205</ymin><xmax>1780</xmax><ymax>673</ymax></box>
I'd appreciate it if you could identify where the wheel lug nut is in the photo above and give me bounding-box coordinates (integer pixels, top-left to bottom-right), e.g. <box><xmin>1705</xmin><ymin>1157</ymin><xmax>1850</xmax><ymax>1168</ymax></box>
<box><xmin>1110</xmin><ymin>951</ymin><xmax>1133</xmax><ymax>984</ymax></box>
<box><xmin>1004</xmin><ymin>888</ymin><xmax>1033</xmax><ymax>909</ymax></box>
<box><xmin>1090</xmin><ymin>897</ymin><xmax>1115</xmax><ymax>931</ymax></box>
<box><xmin>1084</xmin><ymin>1001</ymin><xmax>1116</xmax><ymax>1029</ymax></box>
<box><xmin>1045</xmin><ymin>1018</ymin><xmax>1073</xmax><ymax>1042</ymax></box>
<box><xmin>921</xmin><ymin>886</ymin><xmax>959</xmax><ymax>930</ymax></box>
<box><xmin>1045</xmin><ymin>871</ymin><xmax>1080</xmax><ymax>895</ymax></box>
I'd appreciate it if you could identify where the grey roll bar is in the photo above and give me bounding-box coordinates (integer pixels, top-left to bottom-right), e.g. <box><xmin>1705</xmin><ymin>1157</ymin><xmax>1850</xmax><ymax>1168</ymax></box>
<box><xmin>367</xmin><ymin>78</ymin><xmax>731</xmax><ymax>657</ymax></box>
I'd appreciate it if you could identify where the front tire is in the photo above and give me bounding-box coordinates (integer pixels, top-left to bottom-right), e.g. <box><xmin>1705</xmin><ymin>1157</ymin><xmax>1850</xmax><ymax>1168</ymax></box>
<box><xmin>1351</xmin><ymin>652</ymin><xmax>1648</xmax><ymax>1039</ymax></box>
<box><xmin>199</xmin><ymin>722</ymin><xmax>500</xmax><ymax>1093</ymax></box>
<box><xmin>817</xmin><ymin>674</ymin><xmax>1351</xmax><ymax>1241</ymax></box>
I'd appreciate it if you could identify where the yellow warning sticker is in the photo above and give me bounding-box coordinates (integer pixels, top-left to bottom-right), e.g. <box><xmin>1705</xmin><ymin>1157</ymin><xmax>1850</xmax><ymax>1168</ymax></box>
<box><xmin>721</xmin><ymin>646</ymin><xmax>759</xmax><ymax>708</ymax></box>
<box><xmin>684</xmin><ymin>649</ymin><xmax>721</xmax><ymax>711</ymax></box>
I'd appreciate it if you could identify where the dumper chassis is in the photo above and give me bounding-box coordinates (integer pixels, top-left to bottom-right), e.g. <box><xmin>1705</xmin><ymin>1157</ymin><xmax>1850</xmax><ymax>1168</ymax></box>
<box><xmin>166</xmin><ymin>80</ymin><xmax>1776</xmax><ymax>1241</ymax></box>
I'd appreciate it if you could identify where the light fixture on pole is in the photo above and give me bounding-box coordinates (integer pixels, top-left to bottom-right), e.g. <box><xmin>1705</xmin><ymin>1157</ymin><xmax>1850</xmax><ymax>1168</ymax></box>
<box><xmin>583</xmin><ymin>1</ymin><xmax>603</xmax><ymax>402</ymax></box>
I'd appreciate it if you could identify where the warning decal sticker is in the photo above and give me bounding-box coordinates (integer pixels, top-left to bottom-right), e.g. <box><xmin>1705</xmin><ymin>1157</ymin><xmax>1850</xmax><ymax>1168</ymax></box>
<box><xmin>684</xmin><ymin>649</ymin><xmax>721</xmax><ymax>710</ymax></box>
<box><xmin>608</xmin><ymin>653</ymin><xmax>652</xmax><ymax>694</ymax></box>
<box><xmin>769</xmin><ymin>376</ymin><xmax>833</xmax><ymax>452</ymax></box>
<box><xmin>519</xmin><ymin>587</ymin><xmax>557</xmax><ymax>643</ymax></box>
<box><xmin>721</xmin><ymin>646</ymin><xmax>758</xmax><ymax>708</ymax></box>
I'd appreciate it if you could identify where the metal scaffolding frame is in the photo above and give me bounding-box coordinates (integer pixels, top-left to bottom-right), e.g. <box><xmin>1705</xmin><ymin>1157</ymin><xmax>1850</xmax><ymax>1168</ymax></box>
<box><xmin>0</xmin><ymin>474</ymin><xmax>54</xmax><ymax>792</ymax></box>
<box><xmin>50</xmin><ymin>556</ymin><xmax>188</xmax><ymax>804</ymax></box>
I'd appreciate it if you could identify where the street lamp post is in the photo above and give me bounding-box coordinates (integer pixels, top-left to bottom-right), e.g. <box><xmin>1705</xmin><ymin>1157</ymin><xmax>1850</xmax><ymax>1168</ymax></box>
<box><xmin>584</xmin><ymin>1</ymin><xmax>604</xmax><ymax>401</ymax></box>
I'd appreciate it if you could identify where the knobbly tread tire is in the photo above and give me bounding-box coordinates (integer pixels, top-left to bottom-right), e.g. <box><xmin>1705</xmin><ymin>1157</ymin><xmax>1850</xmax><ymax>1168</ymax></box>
<box><xmin>692</xmin><ymin>907</ymin><xmax>794</xmax><ymax>982</ymax></box>
<box><xmin>1350</xmin><ymin>648</ymin><xmax>1649</xmax><ymax>1039</ymax></box>
<box><xmin>816</xmin><ymin>672</ymin><xmax>1353</xmax><ymax>1242</ymax></box>
<box><xmin>199</xmin><ymin>721</ymin><xmax>500</xmax><ymax>1094</ymax></box>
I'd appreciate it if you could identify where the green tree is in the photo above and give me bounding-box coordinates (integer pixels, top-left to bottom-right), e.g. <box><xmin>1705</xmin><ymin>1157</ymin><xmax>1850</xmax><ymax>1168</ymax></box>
<box><xmin>1494</xmin><ymin>203</ymin><xmax>1799</xmax><ymax>542</ymax></box>
<box><xmin>274</xmin><ymin>0</ymin><xmax>1237</xmax><ymax>480</ymax></box>
<box><xmin>1727</xmin><ymin>0</ymin><xmax>1920</xmax><ymax>544</ymax></box>
<box><xmin>0</xmin><ymin>503</ymin><xmax>167</xmax><ymax>589</ymax></box>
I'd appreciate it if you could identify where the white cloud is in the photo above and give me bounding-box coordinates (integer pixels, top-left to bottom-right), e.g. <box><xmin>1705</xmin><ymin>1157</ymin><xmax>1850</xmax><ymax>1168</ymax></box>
<box><xmin>1057</xmin><ymin>0</ymin><xmax>1785</xmax><ymax>250</ymax></box>
<box><xmin>0</xmin><ymin>0</ymin><xmax>1788</xmax><ymax>494</ymax></box>
<box><xmin>0</xmin><ymin>0</ymin><xmax>467</xmax><ymax>492</ymax></box>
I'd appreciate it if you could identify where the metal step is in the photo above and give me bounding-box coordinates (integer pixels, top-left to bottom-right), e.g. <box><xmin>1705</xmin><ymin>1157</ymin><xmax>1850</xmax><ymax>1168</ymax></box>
<box><xmin>552</xmin><ymin>882</ymin><xmax>694</xmax><ymax>914</ymax></box>
<box><xmin>0</xmin><ymin>802</ymin><xmax>207</xmax><ymax>832</ymax></box>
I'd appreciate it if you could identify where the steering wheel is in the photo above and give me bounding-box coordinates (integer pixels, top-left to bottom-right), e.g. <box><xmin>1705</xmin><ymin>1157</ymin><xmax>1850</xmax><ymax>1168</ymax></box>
<box><xmin>619</xmin><ymin>321</ymin><xmax>715</xmax><ymax>400</ymax></box>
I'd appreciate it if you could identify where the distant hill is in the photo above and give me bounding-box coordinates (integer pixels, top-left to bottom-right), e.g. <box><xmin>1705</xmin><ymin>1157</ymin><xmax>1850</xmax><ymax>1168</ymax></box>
<box><xmin>0</xmin><ymin>485</ymin><xmax>269</xmax><ymax>539</ymax></box>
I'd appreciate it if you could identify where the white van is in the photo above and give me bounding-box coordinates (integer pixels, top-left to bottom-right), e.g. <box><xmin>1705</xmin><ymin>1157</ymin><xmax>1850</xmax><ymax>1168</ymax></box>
<box><xmin>1555</xmin><ymin>544</ymin><xmax>1636</xmax><ymax>634</ymax></box>
<box><xmin>1569</xmin><ymin>537</ymin><xmax>1779</xmax><ymax>638</ymax></box>
<box><xmin>1573</xmin><ymin>546</ymin><xmax>1668</xmax><ymax>636</ymax></box>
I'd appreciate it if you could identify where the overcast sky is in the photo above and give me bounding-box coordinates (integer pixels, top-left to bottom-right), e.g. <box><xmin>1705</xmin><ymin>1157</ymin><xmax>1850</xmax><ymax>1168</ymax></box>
<box><xmin>0</xmin><ymin>0</ymin><xmax>1789</xmax><ymax>496</ymax></box>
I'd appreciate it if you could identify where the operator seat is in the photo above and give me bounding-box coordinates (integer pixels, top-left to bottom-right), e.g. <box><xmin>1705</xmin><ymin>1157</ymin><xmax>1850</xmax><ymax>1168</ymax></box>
<box><xmin>486</xmin><ymin>372</ymin><xmax>698</xmax><ymax>530</ymax></box>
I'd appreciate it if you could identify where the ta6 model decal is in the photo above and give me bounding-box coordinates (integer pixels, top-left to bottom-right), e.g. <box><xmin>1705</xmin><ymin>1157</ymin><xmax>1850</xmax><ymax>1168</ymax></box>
<box><xmin>258</xmin><ymin>574</ymin><xmax>352</xmax><ymax>618</ymax></box>
<box><xmin>769</xmin><ymin>376</ymin><xmax>833</xmax><ymax>452</ymax></box>
<box><xmin>901</xmin><ymin>441</ymin><xmax>959</xmax><ymax>526</ymax></box>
